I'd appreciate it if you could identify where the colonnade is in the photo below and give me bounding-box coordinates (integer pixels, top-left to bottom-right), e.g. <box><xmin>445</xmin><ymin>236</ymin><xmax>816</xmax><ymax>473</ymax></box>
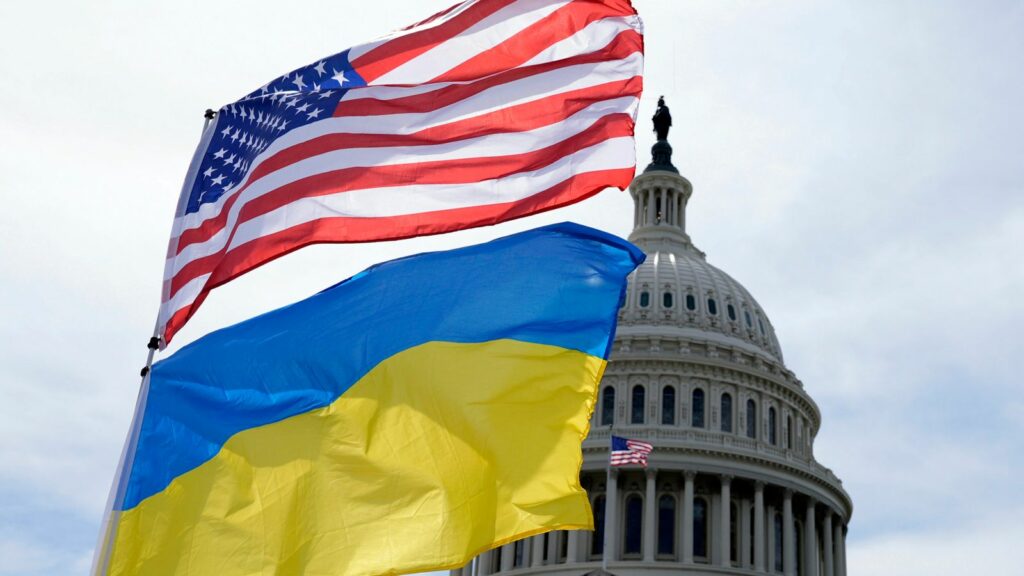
<box><xmin>633</xmin><ymin>185</ymin><xmax>687</xmax><ymax>230</ymax></box>
<box><xmin>459</xmin><ymin>469</ymin><xmax>848</xmax><ymax>576</ymax></box>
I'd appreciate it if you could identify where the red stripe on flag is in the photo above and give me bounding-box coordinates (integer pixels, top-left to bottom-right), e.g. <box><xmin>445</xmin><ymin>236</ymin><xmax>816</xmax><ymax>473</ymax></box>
<box><xmin>431</xmin><ymin>0</ymin><xmax>632</xmax><ymax>83</ymax></box>
<box><xmin>161</xmin><ymin>166</ymin><xmax>635</xmax><ymax>343</ymax></box>
<box><xmin>337</xmin><ymin>29</ymin><xmax>642</xmax><ymax>119</ymax></box>
<box><xmin>350</xmin><ymin>0</ymin><xmax>518</xmax><ymax>83</ymax></box>
<box><xmin>399</xmin><ymin>0</ymin><xmax>464</xmax><ymax>32</ymax></box>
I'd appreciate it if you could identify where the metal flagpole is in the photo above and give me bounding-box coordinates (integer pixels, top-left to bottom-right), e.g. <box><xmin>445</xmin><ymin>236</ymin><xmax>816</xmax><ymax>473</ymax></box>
<box><xmin>90</xmin><ymin>109</ymin><xmax>219</xmax><ymax>576</ymax></box>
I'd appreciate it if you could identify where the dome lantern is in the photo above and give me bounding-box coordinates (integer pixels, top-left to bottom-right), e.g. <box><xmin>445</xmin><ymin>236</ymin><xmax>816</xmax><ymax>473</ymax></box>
<box><xmin>628</xmin><ymin>97</ymin><xmax>695</xmax><ymax>251</ymax></box>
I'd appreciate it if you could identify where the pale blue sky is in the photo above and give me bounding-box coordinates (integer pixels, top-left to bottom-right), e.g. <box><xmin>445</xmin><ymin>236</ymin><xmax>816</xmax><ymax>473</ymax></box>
<box><xmin>1</xmin><ymin>1</ymin><xmax>1022</xmax><ymax>574</ymax></box>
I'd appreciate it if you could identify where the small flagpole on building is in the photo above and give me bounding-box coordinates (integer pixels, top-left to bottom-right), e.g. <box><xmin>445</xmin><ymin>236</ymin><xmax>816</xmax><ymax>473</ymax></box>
<box><xmin>91</xmin><ymin>109</ymin><xmax>218</xmax><ymax>576</ymax></box>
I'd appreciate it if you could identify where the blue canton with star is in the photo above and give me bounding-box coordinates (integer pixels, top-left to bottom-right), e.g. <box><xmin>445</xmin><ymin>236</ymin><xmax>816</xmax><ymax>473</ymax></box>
<box><xmin>184</xmin><ymin>50</ymin><xmax>367</xmax><ymax>215</ymax></box>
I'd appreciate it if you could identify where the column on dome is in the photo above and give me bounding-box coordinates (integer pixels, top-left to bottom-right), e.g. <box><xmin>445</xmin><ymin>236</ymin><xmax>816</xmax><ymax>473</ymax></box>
<box><xmin>500</xmin><ymin>543</ymin><xmax>514</xmax><ymax>572</ymax></box>
<box><xmin>837</xmin><ymin>524</ymin><xmax>847</xmax><ymax>576</ymax></box>
<box><xmin>566</xmin><ymin>530</ymin><xmax>580</xmax><ymax>564</ymax></box>
<box><xmin>530</xmin><ymin>536</ymin><xmax>543</xmax><ymax>567</ymax></box>
<box><xmin>659</xmin><ymin>187</ymin><xmax>667</xmax><ymax>224</ymax></box>
<box><xmin>675</xmin><ymin>189</ymin><xmax>684</xmax><ymax>229</ymax></box>
<box><xmin>682</xmin><ymin>471</ymin><xmax>695</xmax><ymax>563</ymax></box>
<box><xmin>718</xmin><ymin>476</ymin><xmax>732</xmax><ymax>567</ymax></box>
<box><xmin>740</xmin><ymin>494</ymin><xmax>751</xmax><ymax>568</ymax></box>
<box><xmin>754</xmin><ymin>481</ymin><xmax>766</xmax><ymax>572</ymax></box>
<box><xmin>782</xmin><ymin>490</ymin><xmax>795</xmax><ymax>576</ymax></box>
<box><xmin>646</xmin><ymin>188</ymin><xmax>655</xmax><ymax>225</ymax></box>
<box><xmin>644</xmin><ymin>468</ymin><xmax>657</xmax><ymax>561</ymax></box>
<box><xmin>605</xmin><ymin>468</ymin><xmax>619</xmax><ymax>562</ymax></box>
<box><xmin>804</xmin><ymin>499</ymin><xmax>818</xmax><ymax>576</ymax></box>
<box><xmin>823</xmin><ymin>511</ymin><xmax>834</xmax><ymax>576</ymax></box>
<box><xmin>665</xmin><ymin>188</ymin><xmax>674</xmax><ymax>226</ymax></box>
<box><xmin>480</xmin><ymin>550</ymin><xmax>494</xmax><ymax>576</ymax></box>
<box><xmin>677</xmin><ymin>474</ymin><xmax>687</xmax><ymax>563</ymax></box>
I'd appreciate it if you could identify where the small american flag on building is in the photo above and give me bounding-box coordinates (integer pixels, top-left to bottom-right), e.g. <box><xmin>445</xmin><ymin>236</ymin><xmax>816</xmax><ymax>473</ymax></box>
<box><xmin>610</xmin><ymin>435</ymin><xmax>652</xmax><ymax>467</ymax></box>
<box><xmin>156</xmin><ymin>0</ymin><xmax>644</xmax><ymax>346</ymax></box>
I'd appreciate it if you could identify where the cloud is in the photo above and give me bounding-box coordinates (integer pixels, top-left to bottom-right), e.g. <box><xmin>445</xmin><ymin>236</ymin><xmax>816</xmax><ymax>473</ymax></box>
<box><xmin>849</xmin><ymin>505</ymin><xmax>1024</xmax><ymax>576</ymax></box>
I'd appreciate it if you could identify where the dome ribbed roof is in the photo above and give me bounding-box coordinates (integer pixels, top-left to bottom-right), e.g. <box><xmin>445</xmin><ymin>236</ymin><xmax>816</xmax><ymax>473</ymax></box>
<box><xmin>618</xmin><ymin>235</ymin><xmax>784</xmax><ymax>361</ymax></box>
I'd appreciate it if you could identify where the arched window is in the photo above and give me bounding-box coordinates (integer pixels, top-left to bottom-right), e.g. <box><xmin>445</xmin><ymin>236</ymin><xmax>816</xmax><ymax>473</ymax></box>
<box><xmin>768</xmin><ymin>407</ymin><xmax>777</xmax><ymax>446</ymax></box>
<box><xmin>758</xmin><ymin>317</ymin><xmax>766</xmax><ymax>335</ymax></box>
<box><xmin>591</xmin><ymin>495</ymin><xmax>606</xmax><ymax>556</ymax></box>
<box><xmin>493</xmin><ymin>545</ymin><xmax>503</xmax><ymax>573</ymax></box>
<box><xmin>559</xmin><ymin>530</ymin><xmax>568</xmax><ymax>561</ymax></box>
<box><xmin>787</xmin><ymin>415</ymin><xmax>793</xmax><ymax>449</ymax></box>
<box><xmin>744</xmin><ymin>309</ymin><xmax>753</xmax><ymax>328</ymax></box>
<box><xmin>692</xmin><ymin>388</ymin><xmax>705</xmax><ymax>428</ymax></box>
<box><xmin>662</xmin><ymin>386</ymin><xmax>676</xmax><ymax>425</ymax></box>
<box><xmin>631</xmin><ymin>385</ymin><xmax>646</xmax><ymax>424</ymax></box>
<box><xmin>707</xmin><ymin>298</ymin><xmax>718</xmax><ymax>315</ymax></box>
<box><xmin>727</xmin><ymin>303</ymin><xmax>737</xmax><ymax>321</ymax></box>
<box><xmin>693</xmin><ymin>497</ymin><xmax>709</xmax><ymax>559</ymax></box>
<box><xmin>686</xmin><ymin>293</ymin><xmax>697</xmax><ymax>311</ymax></box>
<box><xmin>601</xmin><ymin>386</ymin><xmax>615</xmax><ymax>426</ymax></box>
<box><xmin>721</xmin><ymin>393</ymin><xmax>733</xmax><ymax>433</ymax></box>
<box><xmin>663</xmin><ymin>292</ymin><xmax>674</xmax><ymax>308</ymax></box>
<box><xmin>658</xmin><ymin>495</ymin><xmax>676</xmax><ymax>556</ymax></box>
<box><xmin>730</xmin><ymin>503</ymin><xmax>739</xmax><ymax>563</ymax></box>
<box><xmin>746</xmin><ymin>399</ymin><xmax>757</xmax><ymax>439</ymax></box>
<box><xmin>639</xmin><ymin>291</ymin><xmax>650</xmax><ymax>308</ymax></box>
<box><xmin>624</xmin><ymin>494</ymin><xmax>643</xmax><ymax>556</ymax></box>
<box><xmin>514</xmin><ymin>539</ymin><xmax>525</xmax><ymax>567</ymax></box>
<box><xmin>774</xmin><ymin>513</ymin><xmax>784</xmax><ymax>572</ymax></box>
<box><xmin>542</xmin><ymin>533</ymin><xmax>550</xmax><ymax>562</ymax></box>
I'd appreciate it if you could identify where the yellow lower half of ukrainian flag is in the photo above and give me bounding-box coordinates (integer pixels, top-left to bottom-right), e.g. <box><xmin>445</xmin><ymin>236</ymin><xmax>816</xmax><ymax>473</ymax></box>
<box><xmin>107</xmin><ymin>339</ymin><xmax>602</xmax><ymax>576</ymax></box>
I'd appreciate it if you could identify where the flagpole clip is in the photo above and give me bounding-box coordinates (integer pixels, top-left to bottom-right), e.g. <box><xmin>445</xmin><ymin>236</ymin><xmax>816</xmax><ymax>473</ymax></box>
<box><xmin>147</xmin><ymin>337</ymin><xmax>161</xmax><ymax>351</ymax></box>
<box><xmin>204</xmin><ymin>109</ymin><xmax>216</xmax><ymax>120</ymax></box>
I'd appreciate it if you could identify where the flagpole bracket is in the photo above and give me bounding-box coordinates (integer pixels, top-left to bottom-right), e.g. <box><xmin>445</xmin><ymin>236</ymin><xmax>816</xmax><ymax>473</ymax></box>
<box><xmin>147</xmin><ymin>337</ymin><xmax>161</xmax><ymax>351</ymax></box>
<box><xmin>204</xmin><ymin>109</ymin><xmax>216</xmax><ymax>120</ymax></box>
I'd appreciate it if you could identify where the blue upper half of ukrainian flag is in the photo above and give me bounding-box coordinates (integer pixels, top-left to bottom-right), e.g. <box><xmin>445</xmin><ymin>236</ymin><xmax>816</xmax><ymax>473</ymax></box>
<box><xmin>120</xmin><ymin>222</ymin><xmax>644</xmax><ymax>511</ymax></box>
<box><xmin>102</xmin><ymin>222</ymin><xmax>644</xmax><ymax>576</ymax></box>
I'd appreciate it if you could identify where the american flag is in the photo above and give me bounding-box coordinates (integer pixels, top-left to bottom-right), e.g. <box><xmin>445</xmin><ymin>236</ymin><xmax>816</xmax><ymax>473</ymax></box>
<box><xmin>156</xmin><ymin>0</ymin><xmax>644</xmax><ymax>345</ymax></box>
<box><xmin>610</xmin><ymin>435</ymin><xmax>652</xmax><ymax>467</ymax></box>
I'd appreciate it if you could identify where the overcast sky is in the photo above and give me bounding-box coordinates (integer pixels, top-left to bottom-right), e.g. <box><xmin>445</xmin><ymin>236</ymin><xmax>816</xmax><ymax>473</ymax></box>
<box><xmin>1</xmin><ymin>1</ymin><xmax>1022</xmax><ymax>575</ymax></box>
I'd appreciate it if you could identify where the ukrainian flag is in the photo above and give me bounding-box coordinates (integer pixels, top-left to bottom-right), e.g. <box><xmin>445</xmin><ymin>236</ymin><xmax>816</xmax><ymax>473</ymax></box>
<box><xmin>96</xmin><ymin>223</ymin><xmax>644</xmax><ymax>576</ymax></box>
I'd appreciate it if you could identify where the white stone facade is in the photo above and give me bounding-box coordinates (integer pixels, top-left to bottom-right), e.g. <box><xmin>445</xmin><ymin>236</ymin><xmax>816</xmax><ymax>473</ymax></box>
<box><xmin>452</xmin><ymin>146</ymin><xmax>851</xmax><ymax>576</ymax></box>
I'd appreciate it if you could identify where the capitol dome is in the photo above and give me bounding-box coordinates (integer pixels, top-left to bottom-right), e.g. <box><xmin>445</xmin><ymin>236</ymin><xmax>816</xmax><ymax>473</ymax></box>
<box><xmin>453</xmin><ymin>103</ymin><xmax>851</xmax><ymax>576</ymax></box>
<box><xmin>619</xmin><ymin>164</ymin><xmax>784</xmax><ymax>362</ymax></box>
